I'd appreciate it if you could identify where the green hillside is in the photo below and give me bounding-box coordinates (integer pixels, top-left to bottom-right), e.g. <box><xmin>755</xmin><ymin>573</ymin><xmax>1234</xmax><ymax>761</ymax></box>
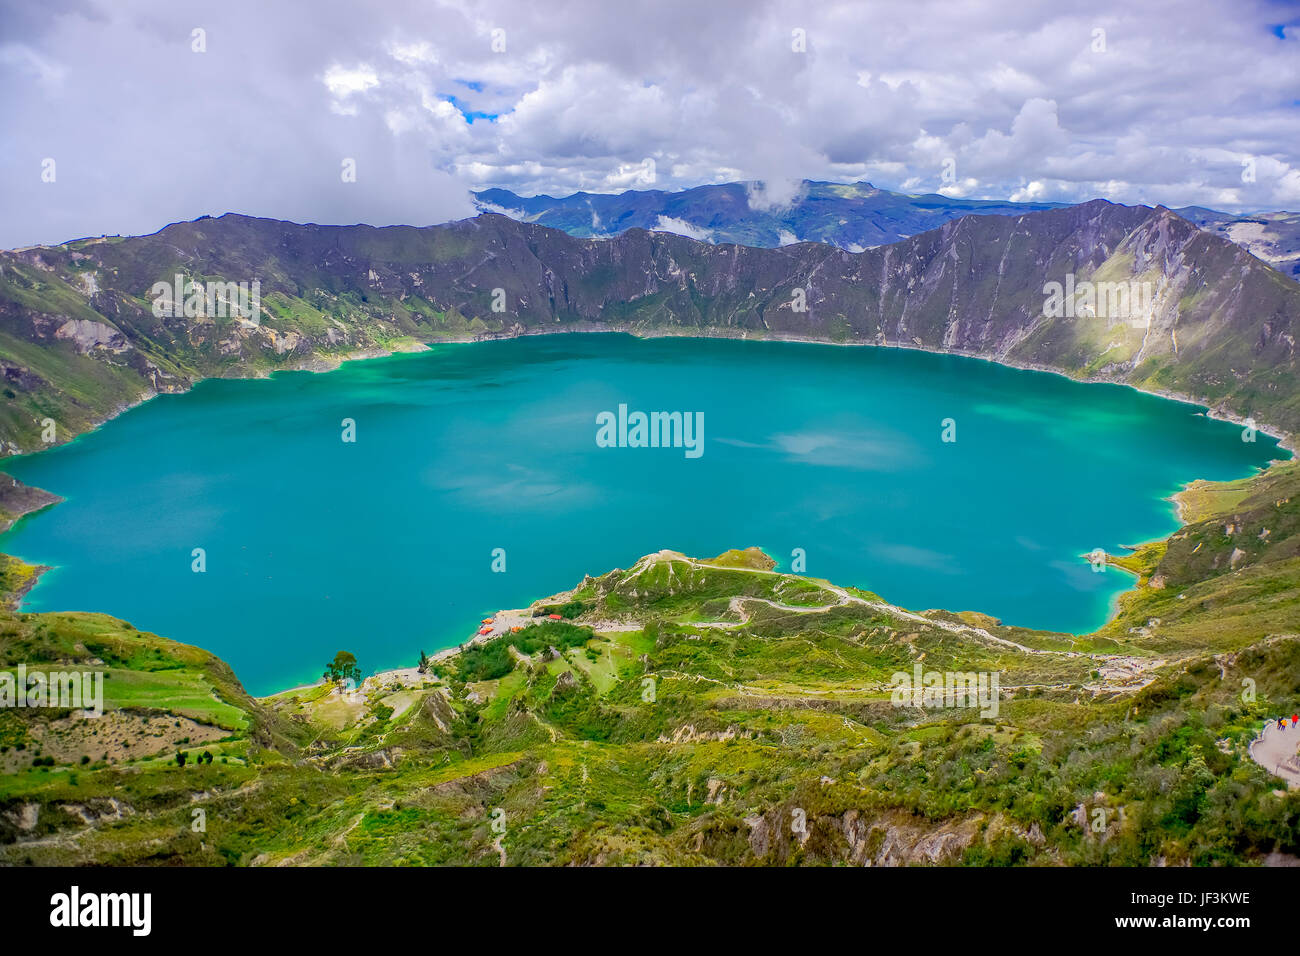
<box><xmin>4</xmin><ymin>461</ymin><xmax>1300</xmax><ymax>866</ymax></box>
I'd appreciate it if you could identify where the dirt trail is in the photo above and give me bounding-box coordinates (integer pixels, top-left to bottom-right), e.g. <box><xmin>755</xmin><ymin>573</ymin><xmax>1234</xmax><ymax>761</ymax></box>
<box><xmin>1250</xmin><ymin>721</ymin><xmax>1300</xmax><ymax>787</ymax></box>
<box><xmin>651</xmin><ymin>554</ymin><xmax>1166</xmax><ymax>682</ymax></box>
<box><xmin>661</xmin><ymin>554</ymin><xmax>1050</xmax><ymax>654</ymax></box>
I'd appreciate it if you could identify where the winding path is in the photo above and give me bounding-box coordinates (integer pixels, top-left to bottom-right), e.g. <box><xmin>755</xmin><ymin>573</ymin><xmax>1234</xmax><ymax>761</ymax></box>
<box><xmin>630</xmin><ymin>553</ymin><xmax>1167</xmax><ymax>686</ymax></box>
<box><xmin>1249</xmin><ymin>722</ymin><xmax>1300</xmax><ymax>787</ymax></box>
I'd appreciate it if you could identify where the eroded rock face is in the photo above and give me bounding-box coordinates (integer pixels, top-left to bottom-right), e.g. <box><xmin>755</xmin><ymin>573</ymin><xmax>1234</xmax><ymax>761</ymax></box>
<box><xmin>53</xmin><ymin>318</ymin><xmax>128</xmax><ymax>353</ymax></box>
<box><xmin>5</xmin><ymin>802</ymin><xmax>39</xmax><ymax>832</ymax></box>
<box><xmin>740</xmin><ymin>804</ymin><xmax>1045</xmax><ymax>866</ymax></box>
<box><xmin>837</xmin><ymin>809</ymin><xmax>986</xmax><ymax>866</ymax></box>
<box><xmin>330</xmin><ymin>747</ymin><xmax>401</xmax><ymax>771</ymax></box>
<box><xmin>60</xmin><ymin>798</ymin><xmax>131</xmax><ymax>826</ymax></box>
<box><xmin>552</xmin><ymin>670</ymin><xmax>579</xmax><ymax>696</ymax></box>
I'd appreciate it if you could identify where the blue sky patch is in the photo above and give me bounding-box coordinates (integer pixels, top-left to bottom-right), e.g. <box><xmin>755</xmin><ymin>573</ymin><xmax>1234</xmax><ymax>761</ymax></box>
<box><xmin>442</xmin><ymin>93</ymin><xmax>498</xmax><ymax>124</ymax></box>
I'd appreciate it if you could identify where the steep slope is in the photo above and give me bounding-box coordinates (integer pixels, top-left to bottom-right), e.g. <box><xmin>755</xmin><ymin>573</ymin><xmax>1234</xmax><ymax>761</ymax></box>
<box><xmin>2</xmin><ymin>200</ymin><xmax>1299</xmax><ymax>454</ymax></box>
<box><xmin>1177</xmin><ymin>207</ymin><xmax>1300</xmax><ymax>280</ymax></box>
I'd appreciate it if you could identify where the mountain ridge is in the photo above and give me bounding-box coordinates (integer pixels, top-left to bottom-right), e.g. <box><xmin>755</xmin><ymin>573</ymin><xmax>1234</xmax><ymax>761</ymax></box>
<box><xmin>473</xmin><ymin>179</ymin><xmax>1300</xmax><ymax>278</ymax></box>
<box><xmin>1</xmin><ymin>200</ymin><xmax>1298</xmax><ymax>455</ymax></box>
<box><xmin>472</xmin><ymin>178</ymin><xmax>1068</xmax><ymax>250</ymax></box>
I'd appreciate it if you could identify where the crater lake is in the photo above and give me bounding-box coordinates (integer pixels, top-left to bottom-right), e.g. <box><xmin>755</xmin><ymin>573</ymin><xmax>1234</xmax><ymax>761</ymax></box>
<box><xmin>0</xmin><ymin>334</ymin><xmax>1285</xmax><ymax>694</ymax></box>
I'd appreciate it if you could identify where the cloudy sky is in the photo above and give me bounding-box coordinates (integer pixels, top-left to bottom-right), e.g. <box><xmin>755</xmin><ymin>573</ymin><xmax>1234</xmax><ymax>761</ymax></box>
<box><xmin>3</xmin><ymin>0</ymin><xmax>1299</xmax><ymax>248</ymax></box>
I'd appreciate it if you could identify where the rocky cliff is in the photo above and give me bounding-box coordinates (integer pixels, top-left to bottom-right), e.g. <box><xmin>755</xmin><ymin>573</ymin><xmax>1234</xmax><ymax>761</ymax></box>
<box><xmin>2</xmin><ymin>200</ymin><xmax>1298</xmax><ymax>453</ymax></box>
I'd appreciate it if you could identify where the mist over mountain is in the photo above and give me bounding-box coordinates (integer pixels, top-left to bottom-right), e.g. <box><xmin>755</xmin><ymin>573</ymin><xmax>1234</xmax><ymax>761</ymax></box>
<box><xmin>473</xmin><ymin>180</ymin><xmax>1065</xmax><ymax>250</ymax></box>
<box><xmin>476</xmin><ymin>180</ymin><xmax>1300</xmax><ymax>278</ymax></box>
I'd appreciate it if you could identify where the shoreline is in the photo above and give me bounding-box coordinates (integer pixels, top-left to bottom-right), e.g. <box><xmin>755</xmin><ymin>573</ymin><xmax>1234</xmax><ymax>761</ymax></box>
<box><xmin>311</xmin><ymin>535</ymin><xmax>1156</xmax><ymax>701</ymax></box>
<box><xmin>257</xmin><ymin>606</ymin><xmax>541</xmax><ymax>701</ymax></box>
<box><xmin>0</xmin><ymin>475</ymin><xmax>63</xmax><ymax>609</ymax></box>
<box><xmin>608</xmin><ymin>328</ymin><xmax>1297</xmax><ymax>454</ymax></box>
<box><xmin>1</xmin><ymin>328</ymin><xmax>1289</xmax><ymax>698</ymax></box>
<box><xmin>0</xmin><ymin>325</ymin><xmax>1294</xmax><ymax>461</ymax></box>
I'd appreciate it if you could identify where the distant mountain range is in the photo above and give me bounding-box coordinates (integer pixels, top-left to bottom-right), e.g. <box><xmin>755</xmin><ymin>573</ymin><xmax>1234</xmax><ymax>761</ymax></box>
<box><xmin>473</xmin><ymin>180</ymin><xmax>1065</xmax><ymax>251</ymax></box>
<box><xmin>474</xmin><ymin>180</ymin><xmax>1300</xmax><ymax>278</ymax></box>
<box><xmin>1172</xmin><ymin>207</ymin><xmax>1300</xmax><ymax>279</ymax></box>
<box><xmin>2</xmin><ymin>199</ymin><xmax>1299</xmax><ymax>455</ymax></box>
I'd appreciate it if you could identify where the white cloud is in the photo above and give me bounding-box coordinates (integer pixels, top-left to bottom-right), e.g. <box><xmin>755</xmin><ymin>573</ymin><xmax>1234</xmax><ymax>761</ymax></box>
<box><xmin>1010</xmin><ymin>180</ymin><xmax>1050</xmax><ymax>202</ymax></box>
<box><xmin>651</xmin><ymin>216</ymin><xmax>713</xmax><ymax>241</ymax></box>
<box><xmin>746</xmin><ymin>179</ymin><xmax>806</xmax><ymax>212</ymax></box>
<box><xmin>387</xmin><ymin>40</ymin><xmax>437</xmax><ymax>66</ymax></box>
<box><xmin>938</xmin><ymin>177</ymin><xmax>982</xmax><ymax>198</ymax></box>
<box><xmin>3</xmin><ymin>0</ymin><xmax>1300</xmax><ymax>248</ymax></box>
<box><xmin>602</xmin><ymin>158</ymin><xmax>658</xmax><ymax>190</ymax></box>
<box><xmin>323</xmin><ymin>63</ymin><xmax>380</xmax><ymax>97</ymax></box>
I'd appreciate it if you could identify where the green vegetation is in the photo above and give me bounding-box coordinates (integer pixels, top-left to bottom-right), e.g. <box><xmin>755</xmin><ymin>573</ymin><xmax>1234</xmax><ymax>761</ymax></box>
<box><xmin>533</xmin><ymin>600</ymin><xmax>589</xmax><ymax>620</ymax></box>
<box><xmin>2</xmin><ymin>460</ymin><xmax>1300</xmax><ymax>865</ymax></box>
<box><xmin>0</xmin><ymin>554</ymin><xmax>43</xmax><ymax>610</ymax></box>
<box><xmin>323</xmin><ymin>651</ymin><xmax>361</xmax><ymax>686</ymax></box>
<box><xmin>457</xmin><ymin>622</ymin><xmax>592</xmax><ymax>682</ymax></box>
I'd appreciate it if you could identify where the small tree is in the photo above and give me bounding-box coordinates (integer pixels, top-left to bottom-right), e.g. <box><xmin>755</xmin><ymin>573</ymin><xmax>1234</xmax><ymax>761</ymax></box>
<box><xmin>418</xmin><ymin>650</ymin><xmax>430</xmax><ymax>674</ymax></box>
<box><xmin>175</xmin><ymin>751</ymin><xmax>187</xmax><ymax>767</ymax></box>
<box><xmin>324</xmin><ymin>650</ymin><xmax>361</xmax><ymax>685</ymax></box>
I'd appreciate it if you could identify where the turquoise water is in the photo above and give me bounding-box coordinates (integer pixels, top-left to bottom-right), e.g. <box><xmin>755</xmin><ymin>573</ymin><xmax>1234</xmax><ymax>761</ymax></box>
<box><xmin>0</xmin><ymin>334</ymin><xmax>1285</xmax><ymax>695</ymax></box>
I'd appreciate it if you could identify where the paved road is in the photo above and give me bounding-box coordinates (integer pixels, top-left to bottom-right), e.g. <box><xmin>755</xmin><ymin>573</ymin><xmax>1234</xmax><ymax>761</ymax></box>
<box><xmin>1249</xmin><ymin>721</ymin><xmax>1300</xmax><ymax>787</ymax></box>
